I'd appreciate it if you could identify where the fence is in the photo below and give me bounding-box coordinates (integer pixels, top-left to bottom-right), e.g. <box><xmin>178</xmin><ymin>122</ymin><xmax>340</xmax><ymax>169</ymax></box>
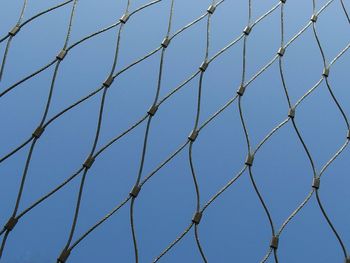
<box><xmin>0</xmin><ymin>0</ymin><xmax>350</xmax><ymax>262</ymax></box>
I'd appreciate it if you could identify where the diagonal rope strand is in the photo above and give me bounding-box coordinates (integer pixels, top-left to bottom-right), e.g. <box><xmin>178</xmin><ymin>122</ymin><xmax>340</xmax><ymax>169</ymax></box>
<box><xmin>0</xmin><ymin>0</ymin><xmax>79</xmax><ymax>258</ymax></box>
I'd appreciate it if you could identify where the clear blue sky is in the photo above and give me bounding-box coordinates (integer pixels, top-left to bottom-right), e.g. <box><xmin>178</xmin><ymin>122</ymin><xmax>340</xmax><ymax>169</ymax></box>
<box><xmin>0</xmin><ymin>0</ymin><xmax>350</xmax><ymax>262</ymax></box>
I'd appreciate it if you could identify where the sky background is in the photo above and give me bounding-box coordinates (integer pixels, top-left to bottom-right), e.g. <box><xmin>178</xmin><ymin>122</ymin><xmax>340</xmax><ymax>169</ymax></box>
<box><xmin>0</xmin><ymin>0</ymin><xmax>350</xmax><ymax>262</ymax></box>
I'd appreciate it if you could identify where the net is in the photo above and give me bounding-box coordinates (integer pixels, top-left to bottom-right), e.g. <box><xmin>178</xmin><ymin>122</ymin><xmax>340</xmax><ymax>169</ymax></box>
<box><xmin>0</xmin><ymin>0</ymin><xmax>350</xmax><ymax>262</ymax></box>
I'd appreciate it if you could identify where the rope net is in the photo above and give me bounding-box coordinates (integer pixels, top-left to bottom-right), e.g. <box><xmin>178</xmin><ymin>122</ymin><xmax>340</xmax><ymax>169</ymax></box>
<box><xmin>0</xmin><ymin>0</ymin><xmax>350</xmax><ymax>262</ymax></box>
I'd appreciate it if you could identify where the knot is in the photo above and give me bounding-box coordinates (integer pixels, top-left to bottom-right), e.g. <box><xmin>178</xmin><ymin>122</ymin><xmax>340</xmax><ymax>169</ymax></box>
<box><xmin>270</xmin><ymin>236</ymin><xmax>279</xmax><ymax>249</ymax></box>
<box><xmin>188</xmin><ymin>130</ymin><xmax>199</xmax><ymax>142</ymax></box>
<box><xmin>147</xmin><ymin>105</ymin><xmax>158</xmax><ymax>116</ymax></box>
<box><xmin>288</xmin><ymin>107</ymin><xmax>295</xmax><ymax>119</ymax></box>
<box><xmin>129</xmin><ymin>185</ymin><xmax>141</xmax><ymax>198</ymax></box>
<box><xmin>56</xmin><ymin>49</ymin><xmax>68</xmax><ymax>61</ymax></box>
<box><xmin>322</xmin><ymin>68</ymin><xmax>330</xmax><ymax>78</ymax></box>
<box><xmin>83</xmin><ymin>156</ymin><xmax>95</xmax><ymax>169</ymax></box>
<box><xmin>207</xmin><ymin>5</ymin><xmax>216</xmax><ymax>14</ymax></box>
<box><xmin>32</xmin><ymin>126</ymin><xmax>45</xmax><ymax>139</ymax></box>
<box><xmin>237</xmin><ymin>85</ymin><xmax>246</xmax><ymax>96</ymax></box>
<box><xmin>310</xmin><ymin>14</ymin><xmax>318</xmax><ymax>23</ymax></box>
<box><xmin>4</xmin><ymin>217</ymin><xmax>18</xmax><ymax>231</ymax></box>
<box><xmin>103</xmin><ymin>75</ymin><xmax>114</xmax><ymax>88</ymax></box>
<box><xmin>312</xmin><ymin>177</ymin><xmax>321</xmax><ymax>189</ymax></box>
<box><xmin>192</xmin><ymin>212</ymin><xmax>202</xmax><ymax>225</ymax></box>
<box><xmin>161</xmin><ymin>37</ymin><xmax>171</xmax><ymax>48</ymax></box>
<box><xmin>245</xmin><ymin>153</ymin><xmax>254</xmax><ymax>167</ymax></box>
<box><xmin>277</xmin><ymin>47</ymin><xmax>285</xmax><ymax>57</ymax></box>
<box><xmin>9</xmin><ymin>26</ymin><xmax>20</xmax><ymax>36</ymax></box>
<box><xmin>243</xmin><ymin>25</ymin><xmax>252</xmax><ymax>35</ymax></box>
<box><xmin>119</xmin><ymin>13</ymin><xmax>130</xmax><ymax>24</ymax></box>
<box><xmin>57</xmin><ymin>248</ymin><xmax>71</xmax><ymax>263</ymax></box>
<box><xmin>199</xmin><ymin>60</ymin><xmax>209</xmax><ymax>72</ymax></box>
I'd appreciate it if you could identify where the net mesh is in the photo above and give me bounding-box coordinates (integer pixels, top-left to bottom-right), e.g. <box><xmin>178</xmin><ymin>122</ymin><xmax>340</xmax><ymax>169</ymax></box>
<box><xmin>0</xmin><ymin>0</ymin><xmax>350</xmax><ymax>262</ymax></box>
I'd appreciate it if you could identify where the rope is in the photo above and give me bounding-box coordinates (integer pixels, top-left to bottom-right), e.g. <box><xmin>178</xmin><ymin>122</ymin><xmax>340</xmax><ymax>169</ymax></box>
<box><xmin>0</xmin><ymin>0</ymin><xmax>349</xmax><ymax>262</ymax></box>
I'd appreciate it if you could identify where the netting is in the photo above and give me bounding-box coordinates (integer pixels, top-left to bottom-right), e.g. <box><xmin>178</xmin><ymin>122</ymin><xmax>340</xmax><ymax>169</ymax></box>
<box><xmin>0</xmin><ymin>0</ymin><xmax>350</xmax><ymax>262</ymax></box>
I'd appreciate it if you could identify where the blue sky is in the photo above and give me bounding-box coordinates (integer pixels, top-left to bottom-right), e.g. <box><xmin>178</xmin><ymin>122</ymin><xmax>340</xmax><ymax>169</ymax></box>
<box><xmin>0</xmin><ymin>0</ymin><xmax>350</xmax><ymax>262</ymax></box>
